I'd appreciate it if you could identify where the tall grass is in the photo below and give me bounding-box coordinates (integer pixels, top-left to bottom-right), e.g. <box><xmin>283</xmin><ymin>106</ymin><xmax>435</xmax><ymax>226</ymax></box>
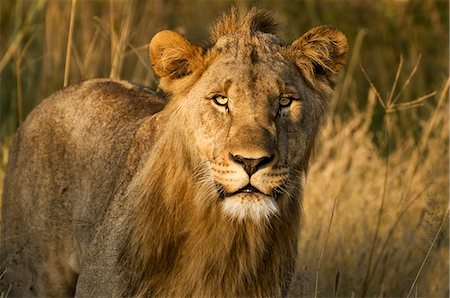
<box><xmin>1</xmin><ymin>0</ymin><xmax>448</xmax><ymax>297</ymax></box>
<box><xmin>287</xmin><ymin>65</ymin><xmax>448</xmax><ymax>297</ymax></box>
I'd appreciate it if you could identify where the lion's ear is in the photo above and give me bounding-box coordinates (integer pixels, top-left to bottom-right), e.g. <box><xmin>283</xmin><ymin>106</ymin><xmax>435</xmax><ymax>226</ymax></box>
<box><xmin>149</xmin><ymin>30</ymin><xmax>204</xmax><ymax>80</ymax></box>
<box><xmin>288</xmin><ymin>26</ymin><xmax>348</xmax><ymax>92</ymax></box>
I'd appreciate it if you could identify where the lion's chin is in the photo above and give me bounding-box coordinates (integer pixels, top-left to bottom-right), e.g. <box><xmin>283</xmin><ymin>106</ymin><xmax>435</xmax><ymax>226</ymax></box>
<box><xmin>221</xmin><ymin>193</ymin><xmax>279</xmax><ymax>222</ymax></box>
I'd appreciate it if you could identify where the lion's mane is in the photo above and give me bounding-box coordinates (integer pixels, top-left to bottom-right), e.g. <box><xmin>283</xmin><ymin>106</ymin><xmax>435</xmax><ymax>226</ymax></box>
<box><xmin>118</xmin><ymin>106</ymin><xmax>300</xmax><ymax>296</ymax></box>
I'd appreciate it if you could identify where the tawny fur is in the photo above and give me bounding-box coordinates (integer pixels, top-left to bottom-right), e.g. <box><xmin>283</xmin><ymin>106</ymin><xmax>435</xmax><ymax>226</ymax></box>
<box><xmin>288</xmin><ymin>25</ymin><xmax>349</xmax><ymax>93</ymax></box>
<box><xmin>1</xmin><ymin>7</ymin><xmax>347</xmax><ymax>297</ymax></box>
<box><xmin>210</xmin><ymin>7</ymin><xmax>280</xmax><ymax>43</ymax></box>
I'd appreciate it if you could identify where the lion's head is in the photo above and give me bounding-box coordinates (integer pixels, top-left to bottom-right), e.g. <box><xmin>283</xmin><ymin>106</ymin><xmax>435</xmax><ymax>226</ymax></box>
<box><xmin>148</xmin><ymin>8</ymin><xmax>347</xmax><ymax>223</ymax></box>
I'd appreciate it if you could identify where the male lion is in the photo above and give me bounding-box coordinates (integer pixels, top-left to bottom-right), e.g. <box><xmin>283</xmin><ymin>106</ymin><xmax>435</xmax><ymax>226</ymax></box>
<box><xmin>1</xmin><ymin>8</ymin><xmax>347</xmax><ymax>297</ymax></box>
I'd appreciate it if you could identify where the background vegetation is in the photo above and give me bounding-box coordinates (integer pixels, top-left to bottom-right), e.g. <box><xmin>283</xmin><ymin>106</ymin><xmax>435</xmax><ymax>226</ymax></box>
<box><xmin>1</xmin><ymin>0</ymin><xmax>448</xmax><ymax>297</ymax></box>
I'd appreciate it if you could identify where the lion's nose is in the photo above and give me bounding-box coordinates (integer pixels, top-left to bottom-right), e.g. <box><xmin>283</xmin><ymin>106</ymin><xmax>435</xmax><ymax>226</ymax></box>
<box><xmin>230</xmin><ymin>154</ymin><xmax>274</xmax><ymax>176</ymax></box>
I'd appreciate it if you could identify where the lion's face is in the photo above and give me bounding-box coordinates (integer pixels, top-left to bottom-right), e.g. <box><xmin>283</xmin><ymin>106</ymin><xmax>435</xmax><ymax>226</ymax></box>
<box><xmin>149</xmin><ymin>22</ymin><xmax>347</xmax><ymax>222</ymax></box>
<box><xmin>182</xmin><ymin>40</ymin><xmax>321</xmax><ymax>221</ymax></box>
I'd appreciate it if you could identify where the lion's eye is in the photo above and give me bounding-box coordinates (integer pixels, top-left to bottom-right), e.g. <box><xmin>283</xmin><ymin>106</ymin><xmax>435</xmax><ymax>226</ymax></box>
<box><xmin>212</xmin><ymin>95</ymin><xmax>229</xmax><ymax>107</ymax></box>
<box><xmin>279</xmin><ymin>96</ymin><xmax>293</xmax><ymax>108</ymax></box>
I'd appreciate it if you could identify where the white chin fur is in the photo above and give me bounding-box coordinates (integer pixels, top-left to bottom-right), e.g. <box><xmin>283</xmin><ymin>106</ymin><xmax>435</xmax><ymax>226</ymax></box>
<box><xmin>221</xmin><ymin>194</ymin><xmax>279</xmax><ymax>222</ymax></box>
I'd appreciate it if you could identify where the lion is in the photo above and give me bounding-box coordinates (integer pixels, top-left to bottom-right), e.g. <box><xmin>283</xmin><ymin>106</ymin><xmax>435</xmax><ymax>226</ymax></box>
<box><xmin>1</xmin><ymin>8</ymin><xmax>347</xmax><ymax>297</ymax></box>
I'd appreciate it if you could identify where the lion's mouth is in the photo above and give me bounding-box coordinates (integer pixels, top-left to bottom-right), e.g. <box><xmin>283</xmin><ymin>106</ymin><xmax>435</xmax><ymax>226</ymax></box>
<box><xmin>217</xmin><ymin>183</ymin><xmax>284</xmax><ymax>200</ymax></box>
<box><xmin>218</xmin><ymin>184</ymin><xmax>267</xmax><ymax>199</ymax></box>
<box><xmin>228</xmin><ymin>184</ymin><xmax>263</xmax><ymax>196</ymax></box>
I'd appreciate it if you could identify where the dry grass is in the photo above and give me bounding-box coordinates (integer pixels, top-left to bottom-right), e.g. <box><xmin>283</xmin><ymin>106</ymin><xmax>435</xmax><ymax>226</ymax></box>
<box><xmin>289</xmin><ymin>79</ymin><xmax>449</xmax><ymax>297</ymax></box>
<box><xmin>1</xmin><ymin>0</ymin><xmax>448</xmax><ymax>297</ymax></box>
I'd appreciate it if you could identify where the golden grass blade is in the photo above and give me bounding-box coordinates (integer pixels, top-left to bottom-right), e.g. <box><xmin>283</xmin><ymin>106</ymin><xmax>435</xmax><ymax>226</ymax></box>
<box><xmin>417</xmin><ymin>78</ymin><xmax>449</xmax><ymax>153</ymax></box>
<box><xmin>127</xmin><ymin>43</ymin><xmax>153</xmax><ymax>72</ymax></box>
<box><xmin>370</xmin><ymin>81</ymin><xmax>449</xmax><ymax>295</ymax></box>
<box><xmin>109</xmin><ymin>0</ymin><xmax>117</xmax><ymax>78</ymax></box>
<box><xmin>0</xmin><ymin>32</ymin><xmax>24</xmax><ymax>74</ymax></box>
<box><xmin>70</xmin><ymin>42</ymin><xmax>84</xmax><ymax>79</ymax></box>
<box><xmin>114</xmin><ymin>4</ymin><xmax>133</xmax><ymax>78</ymax></box>
<box><xmin>124</xmin><ymin>44</ymin><xmax>148</xmax><ymax>58</ymax></box>
<box><xmin>361</xmin><ymin>113</ymin><xmax>391</xmax><ymax>297</ymax></box>
<box><xmin>392</xmin><ymin>54</ymin><xmax>422</xmax><ymax>106</ymax></box>
<box><xmin>387</xmin><ymin>55</ymin><xmax>403</xmax><ymax>107</ymax></box>
<box><xmin>64</xmin><ymin>0</ymin><xmax>78</xmax><ymax>87</ymax></box>
<box><xmin>365</xmin><ymin>191</ymin><xmax>426</xmax><ymax>292</ymax></box>
<box><xmin>314</xmin><ymin>195</ymin><xmax>339</xmax><ymax>298</ymax></box>
<box><xmin>83</xmin><ymin>28</ymin><xmax>101</xmax><ymax>75</ymax></box>
<box><xmin>402</xmin><ymin>77</ymin><xmax>449</xmax><ymax>200</ymax></box>
<box><xmin>14</xmin><ymin>54</ymin><xmax>23</xmax><ymax>124</ymax></box>
<box><xmin>392</xmin><ymin>91</ymin><xmax>437</xmax><ymax>112</ymax></box>
<box><xmin>18</xmin><ymin>32</ymin><xmax>36</xmax><ymax>62</ymax></box>
<box><xmin>360</xmin><ymin>64</ymin><xmax>386</xmax><ymax>110</ymax></box>
<box><xmin>13</xmin><ymin>31</ymin><xmax>36</xmax><ymax>124</ymax></box>
<box><xmin>406</xmin><ymin>208</ymin><xmax>449</xmax><ymax>298</ymax></box>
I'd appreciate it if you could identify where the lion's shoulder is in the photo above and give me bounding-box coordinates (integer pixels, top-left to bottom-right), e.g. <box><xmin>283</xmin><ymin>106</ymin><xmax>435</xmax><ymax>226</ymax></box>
<box><xmin>53</xmin><ymin>78</ymin><xmax>165</xmax><ymax>110</ymax></box>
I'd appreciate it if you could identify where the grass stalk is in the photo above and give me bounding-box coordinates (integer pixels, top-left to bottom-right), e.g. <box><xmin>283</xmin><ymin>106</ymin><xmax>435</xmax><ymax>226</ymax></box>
<box><xmin>360</xmin><ymin>78</ymin><xmax>446</xmax><ymax>292</ymax></box>
<box><xmin>359</xmin><ymin>58</ymin><xmax>405</xmax><ymax>297</ymax></box>
<box><xmin>314</xmin><ymin>195</ymin><xmax>339</xmax><ymax>298</ymax></box>
<box><xmin>386</xmin><ymin>55</ymin><xmax>403</xmax><ymax>106</ymax></box>
<box><xmin>360</xmin><ymin>64</ymin><xmax>386</xmax><ymax>110</ymax></box>
<box><xmin>0</xmin><ymin>32</ymin><xmax>25</xmax><ymax>74</ymax></box>
<box><xmin>415</xmin><ymin>77</ymin><xmax>449</xmax><ymax>156</ymax></box>
<box><xmin>83</xmin><ymin>28</ymin><xmax>101</xmax><ymax>76</ymax></box>
<box><xmin>14</xmin><ymin>53</ymin><xmax>23</xmax><ymax>124</ymax></box>
<box><xmin>406</xmin><ymin>208</ymin><xmax>449</xmax><ymax>298</ymax></box>
<box><xmin>392</xmin><ymin>91</ymin><xmax>438</xmax><ymax>112</ymax></box>
<box><xmin>110</xmin><ymin>1</ymin><xmax>133</xmax><ymax>79</ymax></box>
<box><xmin>366</xmin><ymin>187</ymin><xmax>428</xmax><ymax>289</ymax></box>
<box><xmin>391</xmin><ymin>54</ymin><xmax>422</xmax><ymax>106</ymax></box>
<box><xmin>360</xmin><ymin>115</ymin><xmax>390</xmax><ymax>297</ymax></box>
<box><xmin>109</xmin><ymin>0</ymin><xmax>117</xmax><ymax>78</ymax></box>
<box><xmin>359</xmin><ymin>57</ymin><xmax>445</xmax><ymax>297</ymax></box>
<box><xmin>13</xmin><ymin>32</ymin><xmax>36</xmax><ymax>125</ymax></box>
<box><xmin>64</xmin><ymin>0</ymin><xmax>78</xmax><ymax>87</ymax></box>
<box><xmin>127</xmin><ymin>43</ymin><xmax>152</xmax><ymax>72</ymax></box>
<box><xmin>400</xmin><ymin>77</ymin><xmax>449</xmax><ymax>204</ymax></box>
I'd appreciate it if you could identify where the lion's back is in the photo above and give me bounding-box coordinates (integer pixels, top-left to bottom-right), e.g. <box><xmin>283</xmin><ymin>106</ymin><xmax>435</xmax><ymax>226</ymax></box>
<box><xmin>0</xmin><ymin>79</ymin><xmax>165</xmax><ymax>296</ymax></box>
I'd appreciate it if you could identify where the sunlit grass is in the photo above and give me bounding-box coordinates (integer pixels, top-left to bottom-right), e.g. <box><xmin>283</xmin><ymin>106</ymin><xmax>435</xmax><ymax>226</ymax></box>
<box><xmin>290</xmin><ymin>75</ymin><xmax>448</xmax><ymax>297</ymax></box>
